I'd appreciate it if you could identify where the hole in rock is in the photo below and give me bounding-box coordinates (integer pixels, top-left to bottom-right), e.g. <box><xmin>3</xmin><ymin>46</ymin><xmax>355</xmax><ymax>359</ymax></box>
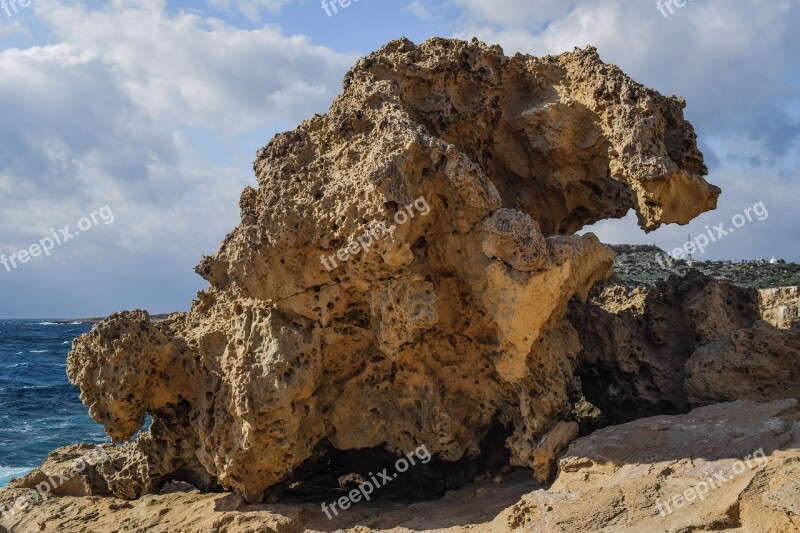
<box><xmin>398</xmin><ymin>83</ymin><xmax>638</xmax><ymax>236</ymax></box>
<box><xmin>265</xmin><ymin>422</ymin><xmax>515</xmax><ymax>504</ymax></box>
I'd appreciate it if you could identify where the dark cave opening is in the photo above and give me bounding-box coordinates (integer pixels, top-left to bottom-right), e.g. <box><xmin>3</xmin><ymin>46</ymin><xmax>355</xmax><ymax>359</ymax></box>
<box><xmin>265</xmin><ymin>421</ymin><xmax>516</xmax><ymax>504</ymax></box>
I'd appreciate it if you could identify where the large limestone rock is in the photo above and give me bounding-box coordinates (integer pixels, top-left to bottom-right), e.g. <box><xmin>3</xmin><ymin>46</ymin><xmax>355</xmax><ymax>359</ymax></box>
<box><xmin>570</xmin><ymin>270</ymin><xmax>800</xmax><ymax>426</ymax></box>
<box><xmin>64</xmin><ymin>37</ymin><xmax>719</xmax><ymax>502</ymax></box>
<box><xmin>3</xmin><ymin>400</ymin><xmax>797</xmax><ymax>532</ymax></box>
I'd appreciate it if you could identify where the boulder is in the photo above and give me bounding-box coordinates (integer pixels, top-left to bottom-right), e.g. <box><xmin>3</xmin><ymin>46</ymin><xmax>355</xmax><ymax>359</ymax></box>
<box><xmin>65</xmin><ymin>37</ymin><xmax>719</xmax><ymax>502</ymax></box>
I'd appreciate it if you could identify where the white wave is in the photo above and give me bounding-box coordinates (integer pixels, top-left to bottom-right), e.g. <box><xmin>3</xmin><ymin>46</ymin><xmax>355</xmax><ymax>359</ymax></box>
<box><xmin>0</xmin><ymin>467</ymin><xmax>33</xmax><ymax>488</ymax></box>
<box><xmin>29</xmin><ymin>350</ymin><xmax>48</xmax><ymax>353</ymax></box>
<box><xmin>38</xmin><ymin>322</ymin><xmax>58</xmax><ymax>325</ymax></box>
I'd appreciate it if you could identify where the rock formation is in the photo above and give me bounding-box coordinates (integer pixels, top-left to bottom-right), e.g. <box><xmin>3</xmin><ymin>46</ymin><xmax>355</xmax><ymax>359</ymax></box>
<box><xmin>58</xmin><ymin>37</ymin><xmax>724</xmax><ymax>503</ymax></box>
<box><xmin>5</xmin><ymin>35</ymin><xmax>800</xmax><ymax>533</ymax></box>
<box><xmin>569</xmin><ymin>271</ymin><xmax>800</xmax><ymax>427</ymax></box>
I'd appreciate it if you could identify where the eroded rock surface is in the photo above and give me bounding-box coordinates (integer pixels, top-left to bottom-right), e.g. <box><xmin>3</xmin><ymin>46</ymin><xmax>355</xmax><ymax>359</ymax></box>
<box><xmin>62</xmin><ymin>37</ymin><xmax>719</xmax><ymax>502</ymax></box>
<box><xmin>760</xmin><ymin>286</ymin><xmax>800</xmax><ymax>330</ymax></box>
<box><xmin>570</xmin><ymin>271</ymin><xmax>800</xmax><ymax>427</ymax></box>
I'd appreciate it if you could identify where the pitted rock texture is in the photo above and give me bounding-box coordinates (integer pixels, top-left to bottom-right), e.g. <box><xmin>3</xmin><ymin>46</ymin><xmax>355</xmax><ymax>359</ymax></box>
<box><xmin>65</xmin><ymin>37</ymin><xmax>719</xmax><ymax>502</ymax></box>
<box><xmin>570</xmin><ymin>270</ymin><xmax>800</xmax><ymax>427</ymax></box>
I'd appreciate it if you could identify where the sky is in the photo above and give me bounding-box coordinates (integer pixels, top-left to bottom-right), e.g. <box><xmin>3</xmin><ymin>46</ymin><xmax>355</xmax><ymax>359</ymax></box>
<box><xmin>0</xmin><ymin>0</ymin><xmax>798</xmax><ymax>318</ymax></box>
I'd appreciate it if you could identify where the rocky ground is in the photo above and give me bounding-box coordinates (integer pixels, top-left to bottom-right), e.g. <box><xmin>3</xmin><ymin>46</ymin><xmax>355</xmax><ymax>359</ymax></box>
<box><xmin>2</xmin><ymin>400</ymin><xmax>798</xmax><ymax>532</ymax></box>
<box><xmin>2</xmin><ymin>37</ymin><xmax>799</xmax><ymax>532</ymax></box>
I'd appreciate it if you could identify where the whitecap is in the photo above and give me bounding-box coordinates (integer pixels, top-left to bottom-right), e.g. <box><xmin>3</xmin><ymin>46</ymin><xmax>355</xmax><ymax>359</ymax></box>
<box><xmin>29</xmin><ymin>350</ymin><xmax>48</xmax><ymax>353</ymax></box>
<box><xmin>0</xmin><ymin>467</ymin><xmax>33</xmax><ymax>488</ymax></box>
<box><xmin>38</xmin><ymin>322</ymin><xmax>58</xmax><ymax>325</ymax></box>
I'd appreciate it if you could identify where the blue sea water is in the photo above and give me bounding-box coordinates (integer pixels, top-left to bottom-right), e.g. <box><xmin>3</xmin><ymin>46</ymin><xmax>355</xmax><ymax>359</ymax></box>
<box><xmin>0</xmin><ymin>320</ymin><xmax>108</xmax><ymax>488</ymax></box>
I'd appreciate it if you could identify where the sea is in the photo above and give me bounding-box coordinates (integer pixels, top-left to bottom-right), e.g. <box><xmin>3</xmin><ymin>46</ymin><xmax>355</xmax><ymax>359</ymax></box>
<box><xmin>0</xmin><ymin>320</ymin><xmax>108</xmax><ymax>488</ymax></box>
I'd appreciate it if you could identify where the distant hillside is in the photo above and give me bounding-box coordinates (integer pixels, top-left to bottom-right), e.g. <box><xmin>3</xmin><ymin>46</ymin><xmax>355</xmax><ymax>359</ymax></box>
<box><xmin>610</xmin><ymin>245</ymin><xmax>800</xmax><ymax>289</ymax></box>
<box><xmin>55</xmin><ymin>313</ymin><xmax>172</xmax><ymax>324</ymax></box>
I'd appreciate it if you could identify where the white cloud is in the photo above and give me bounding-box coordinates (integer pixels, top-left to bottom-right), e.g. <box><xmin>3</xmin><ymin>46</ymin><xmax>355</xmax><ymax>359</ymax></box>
<box><xmin>0</xmin><ymin>0</ymin><xmax>354</xmax><ymax>316</ymax></box>
<box><xmin>0</xmin><ymin>15</ymin><xmax>29</xmax><ymax>38</ymax></box>
<box><xmin>452</xmin><ymin>0</ymin><xmax>574</xmax><ymax>29</ymax></box>
<box><xmin>404</xmin><ymin>1</ymin><xmax>433</xmax><ymax>19</ymax></box>
<box><xmin>34</xmin><ymin>0</ymin><xmax>354</xmax><ymax>133</ymax></box>
<box><xmin>205</xmin><ymin>0</ymin><xmax>294</xmax><ymax>21</ymax></box>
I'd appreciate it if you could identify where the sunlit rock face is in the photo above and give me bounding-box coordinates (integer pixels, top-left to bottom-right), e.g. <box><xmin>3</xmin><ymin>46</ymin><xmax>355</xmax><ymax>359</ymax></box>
<box><xmin>67</xmin><ymin>37</ymin><xmax>719</xmax><ymax>502</ymax></box>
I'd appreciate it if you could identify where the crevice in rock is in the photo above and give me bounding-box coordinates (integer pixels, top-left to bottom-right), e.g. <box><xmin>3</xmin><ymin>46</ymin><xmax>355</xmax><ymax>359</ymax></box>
<box><xmin>265</xmin><ymin>421</ymin><xmax>515</xmax><ymax>504</ymax></box>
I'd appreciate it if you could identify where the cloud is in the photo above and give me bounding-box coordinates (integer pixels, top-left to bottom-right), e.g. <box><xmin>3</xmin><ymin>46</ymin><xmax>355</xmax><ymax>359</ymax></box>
<box><xmin>0</xmin><ymin>0</ymin><xmax>353</xmax><ymax>317</ymax></box>
<box><xmin>404</xmin><ymin>1</ymin><xmax>433</xmax><ymax>20</ymax></box>
<box><xmin>205</xmin><ymin>0</ymin><xmax>294</xmax><ymax>21</ymax></box>
<box><xmin>34</xmin><ymin>0</ymin><xmax>354</xmax><ymax>133</ymax></box>
<box><xmin>0</xmin><ymin>15</ymin><xmax>29</xmax><ymax>38</ymax></box>
<box><xmin>452</xmin><ymin>0</ymin><xmax>575</xmax><ymax>29</ymax></box>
